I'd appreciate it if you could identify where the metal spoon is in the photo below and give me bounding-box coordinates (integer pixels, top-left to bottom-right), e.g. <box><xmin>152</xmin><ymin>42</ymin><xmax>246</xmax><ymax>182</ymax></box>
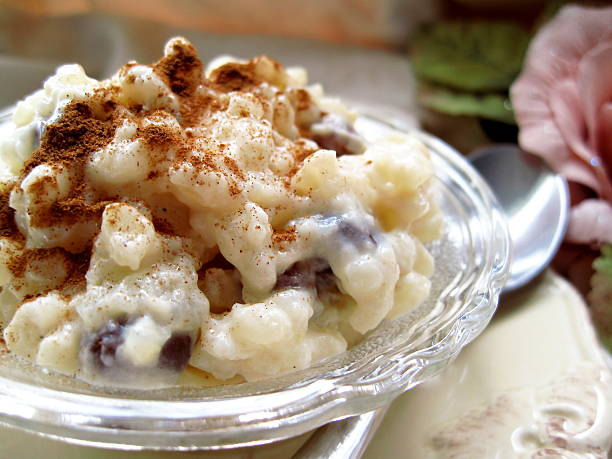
<box><xmin>470</xmin><ymin>145</ymin><xmax>570</xmax><ymax>291</ymax></box>
<box><xmin>294</xmin><ymin>143</ymin><xmax>570</xmax><ymax>459</ymax></box>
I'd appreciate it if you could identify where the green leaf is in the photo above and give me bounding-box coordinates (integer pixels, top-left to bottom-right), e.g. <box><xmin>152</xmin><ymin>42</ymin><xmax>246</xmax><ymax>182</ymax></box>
<box><xmin>418</xmin><ymin>83</ymin><xmax>515</xmax><ymax>124</ymax></box>
<box><xmin>601</xmin><ymin>335</ymin><xmax>612</xmax><ymax>354</ymax></box>
<box><xmin>594</xmin><ymin>244</ymin><xmax>612</xmax><ymax>277</ymax></box>
<box><xmin>590</xmin><ymin>245</ymin><xmax>612</xmax><ymax>352</ymax></box>
<box><xmin>411</xmin><ymin>22</ymin><xmax>530</xmax><ymax>92</ymax></box>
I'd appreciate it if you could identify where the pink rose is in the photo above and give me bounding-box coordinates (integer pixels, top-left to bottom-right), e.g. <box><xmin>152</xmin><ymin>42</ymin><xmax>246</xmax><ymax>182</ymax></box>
<box><xmin>511</xmin><ymin>5</ymin><xmax>612</xmax><ymax>246</ymax></box>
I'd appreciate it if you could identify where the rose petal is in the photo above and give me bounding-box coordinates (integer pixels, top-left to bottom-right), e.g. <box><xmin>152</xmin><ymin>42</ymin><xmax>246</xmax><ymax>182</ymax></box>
<box><xmin>600</xmin><ymin>102</ymin><xmax>612</xmax><ymax>162</ymax></box>
<box><xmin>578</xmin><ymin>43</ymin><xmax>612</xmax><ymax>153</ymax></box>
<box><xmin>578</xmin><ymin>43</ymin><xmax>612</xmax><ymax>201</ymax></box>
<box><xmin>566</xmin><ymin>198</ymin><xmax>612</xmax><ymax>245</ymax></box>
<box><xmin>550</xmin><ymin>79</ymin><xmax>609</xmax><ymax>196</ymax></box>
<box><xmin>517</xmin><ymin>76</ymin><xmax>601</xmax><ymax>192</ymax></box>
<box><xmin>523</xmin><ymin>6</ymin><xmax>612</xmax><ymax>85</ymax></box>
<box><xmin>511</xmin><ymin>5</ymin><xmax>612</xmax><ymax>205</ymax></box>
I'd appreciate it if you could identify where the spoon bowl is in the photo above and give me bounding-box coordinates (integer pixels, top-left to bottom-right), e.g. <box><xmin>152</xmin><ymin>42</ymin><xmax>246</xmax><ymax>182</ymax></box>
<box><xmin>469</xmin><ymin>144</ymin><xmax>570</xmax><ymax>291</ymax></box>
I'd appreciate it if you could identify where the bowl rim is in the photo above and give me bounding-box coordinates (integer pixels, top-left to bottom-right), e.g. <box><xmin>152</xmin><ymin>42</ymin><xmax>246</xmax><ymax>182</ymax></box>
<box><xmin>0</xmin><ymin>114</ymin><xmax>511</xmax><ymax>450</ymax></box>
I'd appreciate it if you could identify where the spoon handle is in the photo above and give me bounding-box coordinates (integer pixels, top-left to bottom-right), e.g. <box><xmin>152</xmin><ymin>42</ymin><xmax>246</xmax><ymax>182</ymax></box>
<box><xmin>293</xmin><ymin>407</ymin><xmax>387</xmax><ymax>459</ymax></box>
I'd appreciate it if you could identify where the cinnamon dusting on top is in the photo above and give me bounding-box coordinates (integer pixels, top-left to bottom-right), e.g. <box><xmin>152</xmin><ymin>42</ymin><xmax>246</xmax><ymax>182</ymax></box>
<box><xmin>138</xmin><ymin>120</ymin><xmax>180</xmax><ymax>149</ymax></box>
<box><xmin>22</xmin><ymin>102</ymin><xmax>116</xmax><ymax>177</ymax></box>
<box><xmin>0</xmin><ymin>187</ymin><xmax>18</xmax><ymax>238</ymax></box>
<box><xmin>272</xmin><ymin>226</ymin><xmax>297</xmax><ymax>251</ymax></box>
<box><xmin>208</xmin><ymin>61</ymin><xmax>261</xmax><ymax>92</ymax></box>
<box><xmin>286</xmin><ymin>141</ymin><xmax>318</xmax><ymax>179</ymax></box>
<box><xmin>7</xmin><ymin>247</ymin><xmax>66</xmax><ymax>279</ymax></box>
<box><xmin>153</xmin><ymin>40</ymin><xmax>202</xmax><ymax>97</ymax></box>
<box><xmin>7</xmin><ymin>245</ymin><xmax>89</xmax><ymax>297</ymax></box>
<box><xmin>272</xmin><ymin>226</ymin><xmax>297</xmax><ymax>244</ymax></box>
<box><xmin>223</xmin><ymin>156</ymin><xmax>245</xmax><ymax>181</ymax></box>
<box><xmin>2</xmin><ymin>38</ymin><xmax>342</xmax><ymax>303</ymax></box>
<box><xmin>294</xmin><ymin>89</ymin><xmax>312</xmax><ymax>111</ymax></box>
<box><xmin>179</xmin><ymin>91</ymin><xmax>228</xmax><ymax>128</ymax></box>
<box><xmin>227</xmin><ymin>181</ymin><xmax>241</xmax><ymax>196</ymax></box>
<box><xmin>18</xmin><ymin>102</ymin><xmax>118</xmax><ymax>230</ymax></box>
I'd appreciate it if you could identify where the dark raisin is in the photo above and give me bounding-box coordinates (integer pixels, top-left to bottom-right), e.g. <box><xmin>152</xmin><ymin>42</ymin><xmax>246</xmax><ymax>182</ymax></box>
<box><xmin>315</xmin><ymin>268</ymin><xmax>336</xmax><ymax>294</ymax></box>
<box><xmin>312</xmin><ymin>133</ymin><xmax>354</xmax><ymax>157</ymax></box>
<box><xmin>275</xmin><ymin>261</ymin><xmax>315</xmax><ymax>290</ymax></box>
<box><xmin>337</xmin><ymin>220</ymin><xmax>377</xmax><ymax>249</ymax></box>
<box><xmin>310</xmin><ymin>114</ymin><xmax>365</xmax><ymax>156</ymax></box>
<box><xmin>309</xmin><ymin>257</ymin><xmax>329</xmax><ymax>272</ymax></box>
<box><xmin>88</xmin><ymin>317</ymin><xmax>128</xmax><ymax>369</ymax></box>
<box><xmin>315</xmin><ymin>268</ymin><xmax>343</xmax><ymax>305</ymax></box>
<box><xmin>275</xmin><ymin>258</ymin><xmax>328</xmax><ymax>290</ymax></box>
<box><xmin>276</xmin><ymin>258</ymin><xmax>345</xmax><ymax>305</ymax></box>
<box><xmin>159</xmin><ymin>333</ymin><xmax>192</xmax><ymax>371</ymax></box>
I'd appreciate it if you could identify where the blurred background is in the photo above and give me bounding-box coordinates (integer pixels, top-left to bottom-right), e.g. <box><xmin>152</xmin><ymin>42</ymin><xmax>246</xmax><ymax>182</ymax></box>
<box><xmin>0</xmin><ymin>0</ymin><xmax>554</xmax><ymax>142</ymax></box>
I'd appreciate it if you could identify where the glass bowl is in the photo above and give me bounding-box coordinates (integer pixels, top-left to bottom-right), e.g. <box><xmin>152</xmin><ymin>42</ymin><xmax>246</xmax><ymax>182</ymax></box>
<box><xmin>0</xmin><ymin>113</ymin><xmax>511</xmax><ymax>450</ymax></box>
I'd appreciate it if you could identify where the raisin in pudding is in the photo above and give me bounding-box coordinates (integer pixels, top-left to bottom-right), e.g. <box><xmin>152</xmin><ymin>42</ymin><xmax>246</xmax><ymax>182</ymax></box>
<box><xmin>0</xmin><ymin>38</ymin><xmax>441</xmax><ymax>388</ymax></box>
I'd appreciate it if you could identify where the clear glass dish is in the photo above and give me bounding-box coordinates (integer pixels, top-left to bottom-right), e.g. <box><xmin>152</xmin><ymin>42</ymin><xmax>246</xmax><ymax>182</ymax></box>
<box><xmin>0</xmin><ymin>113</ymin><xmax>511</xmax><ymax>451</ymax></box>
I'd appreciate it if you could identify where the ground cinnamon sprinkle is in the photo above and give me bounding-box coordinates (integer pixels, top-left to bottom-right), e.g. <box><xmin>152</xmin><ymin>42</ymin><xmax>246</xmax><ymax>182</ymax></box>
<box><xmin>22</xmin><ymin>102</ymin><xmax>116</xmax><ymax>177</ymax></box>
<box><xmin>223</xmin><ymin>156</ymin><xmax>245</xmax><ymax>181</ymax></box>
<box><xmin>272</xmin><ymin>226</ymin><xmax>297</xmax><ymax>244</ymax></box>
<box><xmin>208</xmin><ymin>61</ymin><xmax>261</xmax><ymax>92</ymax></box>
<box><xmin>6</xmin><ymin>245</ymin><xmax>90</xmax><ymax>302</ymax></box>
<box><xmin>3</xmin><ymin>41</ymin><xmax>332</xmax><ymax>308</ymax></box>
<box><xmin>0</xmin><ymin>187</ymin><xmax>18</xmax><ymax>238</ymax></box>
<box><xmin>4</xmin><ymin>47</ymin><xmax>319</xmax><ymax>242</ymax></box>
<box><xmin>18</xmin><ymin>101</ymin><xmax>119</xmax><ymax>230</ymax></box>
<box><xmin>27</xmin><ymin>174</ymin><xmax>57</xmax><ymax>205</ymax></box>
<box><xmin>138</xmin><ymin>121</ymin><xmax>179</xmax><ymax>149</ymax></box>
<box><xmin>228</xmin><ymin>180</ymin><xmax>241</xmax><ymax>196</ymax></box>
<box><xmin>286</xmin><ymin>141</ymin><xmax>318</xmax><ymax>178</ymax></box>
<box><xmin>186</xmin><ymin>150</ymin><xmax>220</xmax><ymax>172</ymax></box>
<box><xmin>179</xmin><ymin>91</ymin><xmax>228</xmax><ymax>128</ymax></box>
<box><xmin>46</xmin><ymin>195</ymin><xmax>113</xmax><ymax>226</ymax></box>
<box><xmin>149</xmin><ymin>39</ymin><xmax>221</xmax><ymax>128</ymax></box>
<box><xmin>293</xmin><ymin>89</ymin><xmax>312</xmax><ymax>111</ymax></box>
<box><xmin>7</xmin><ymin>247</ymin><xmax>70</xmax><ymax>279</ymax></box>
<box><xmin>153</xmin><ymin>40</ymin><xmax>203</xmax><ymax>97</ymax></box>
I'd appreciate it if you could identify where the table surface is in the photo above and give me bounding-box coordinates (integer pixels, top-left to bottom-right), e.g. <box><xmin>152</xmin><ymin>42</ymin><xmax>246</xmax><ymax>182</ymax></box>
<box><xmin>364</xmin><ymin>270</ymin><xmax>612</xmax><ymax>458</ymax></box>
